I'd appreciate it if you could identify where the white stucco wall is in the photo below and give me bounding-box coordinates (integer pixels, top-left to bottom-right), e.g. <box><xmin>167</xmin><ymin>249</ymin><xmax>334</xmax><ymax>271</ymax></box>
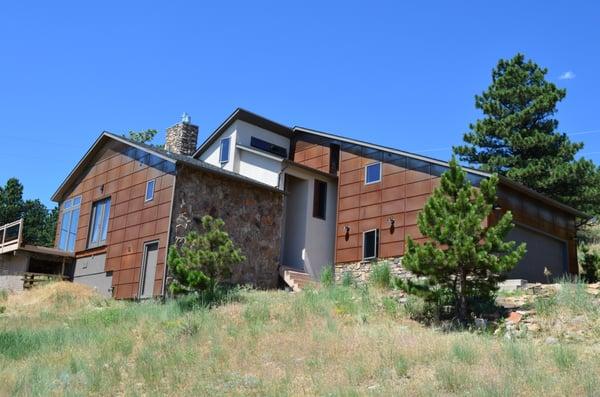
<box><xmin>198</xmin><ymin>123</ymin><xmax>237</xmax><ymax>172</ymax></box>
<box><xmin>237</xmin><ymin>150</ymin><xmax>281</xmax><ymax>187</ymax></box>
<box><xmin>198</xmin><ymin>120</ymin><xmax>290</xmax><ymax>187</ymax></box>
<box><xmin>282</xmin><ymin>166</ymin><xmax>337</xmax><ymax>279</ymax></box>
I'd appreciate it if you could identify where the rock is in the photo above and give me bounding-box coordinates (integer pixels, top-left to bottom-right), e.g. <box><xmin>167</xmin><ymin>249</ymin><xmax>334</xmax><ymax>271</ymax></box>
<box><xmin>545</xmin><ymin>336</ymin><xmax>559</xmax><ymax>345</ymax></box>
<box><xmin>474</xmin><ymin>318</ymin><xmax>488</xmax><ymax>330</ymax></box>
<box><xmin>571</xmin><ymin>315</ymin><xmax>586</xmax><ymax>324</ymax></box>
<box><xmin>526</xmin><ymin>323</ymin><xmax>540</xmax><ymax>332</ymax></box>
<box><xmin>506</xmin><ymin>311</ymin><xmax>523</xmax><ymax>324</ymax></box>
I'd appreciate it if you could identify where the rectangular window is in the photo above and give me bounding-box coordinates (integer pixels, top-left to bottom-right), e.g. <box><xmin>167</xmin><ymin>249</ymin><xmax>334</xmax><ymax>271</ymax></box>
<box><xmin>363</xmin><ymin>229</ymin><xmax>379</xmax><ymax>260</ymax></box>
<box><xmin>313</xmin><ymin>180</ymin><xmax>327</xmax><ymax>219</ymax></box>
<box><xmin>250</xmin><ymin>136</ymin><xmax>288</xmax><ymax>158</ymax></box>
<box><xmin>365</xmin><ymin>162</ymin><xmax>382</xmax><ymax>184</ymax></box>
<box><xmin>88</xmin><ymin>198</ymin><xmax>111</xmax><ymax>248</ymax></box>
<box><xmin>329</xmin><ymin>143</ymin><xmax>340</xmax><ymax>174</ymax></box>
<box><xmin>220</xmin><ymin>137</ymin><xmax>231</xmax><ymax>163</ymax></box>
<box><xmin>58</xmin><ymin>196</ymin><xmax>81</xmax><ymax>252</ymax></box>
<box><xmin>145</xmin><ymin>179</ymin><xmax>155</xmax><ymax>202</ymax></box>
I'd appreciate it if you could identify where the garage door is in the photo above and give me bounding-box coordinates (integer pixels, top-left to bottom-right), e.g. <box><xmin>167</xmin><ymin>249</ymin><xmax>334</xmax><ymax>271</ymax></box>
<box><xmin>505</xmin><ymin>225</ymin><xmax>567</xmax><ymax>283</ymax></box>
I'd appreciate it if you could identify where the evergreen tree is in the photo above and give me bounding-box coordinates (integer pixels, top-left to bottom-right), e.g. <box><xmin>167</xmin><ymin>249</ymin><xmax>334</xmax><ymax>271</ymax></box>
<box><xmin>399</xmin><ymin>158</ymin><xmax>526</xmax><ymax>324</ymax></box>
<box><xmin>454</xmin><ymin>53</ymin><xmax>600</xmax><ymax>215</ymax></box>
<box><xmin>0</xmin><ymin>178</ymin><xmax>57</xmax><ymax>247</ymax></box>
<box><xmin>168</xmin><ymin>215</ymin><xmax>246</xmax><ymax>295</ymax></box>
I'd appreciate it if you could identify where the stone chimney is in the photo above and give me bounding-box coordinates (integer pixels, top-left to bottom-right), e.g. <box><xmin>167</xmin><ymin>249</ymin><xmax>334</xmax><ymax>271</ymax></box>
<box><xmin>164</xmin><ymin>113</ymin><xmax>199</xmax><ymax>156</ymax></box>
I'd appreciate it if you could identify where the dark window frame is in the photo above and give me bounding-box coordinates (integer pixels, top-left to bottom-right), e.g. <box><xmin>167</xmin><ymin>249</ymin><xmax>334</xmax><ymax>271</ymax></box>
<box><xmin>313</xmin><ymin>179</ymin><xmax>327</xmax><ymax>220</ymax></box>
<box><xmin>87</xmin><ymin>197</ymin><xmax>111</xmax><ymax>249</ymax></box>
<box><xmin>250</xmin><ymin>136</ymin><xmax>288</xmax><ymax>158</ymax></box>
<box><xmin>362</xmin><ymin>229</ymin><xmax>379</xmax><ymax>260</ymax></box>
<box><xmin>329</xmin><ymin>143</ymin><xmax>340</xmax><ymax>174</ymax></box>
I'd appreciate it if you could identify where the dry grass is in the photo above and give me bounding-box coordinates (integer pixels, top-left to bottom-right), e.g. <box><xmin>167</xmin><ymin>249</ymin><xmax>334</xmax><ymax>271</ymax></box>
<box><xmin>1</xmin><ymin>282</ymin><xmax>599</xmax><ymax>396</ymax></box>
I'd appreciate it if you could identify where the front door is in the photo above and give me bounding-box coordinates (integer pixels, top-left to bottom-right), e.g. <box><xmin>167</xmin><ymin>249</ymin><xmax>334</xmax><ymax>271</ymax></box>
<box><xmin>139</xmin><ymin>241</ymin><xmax>159</xmax><ymax>298</ymax></box>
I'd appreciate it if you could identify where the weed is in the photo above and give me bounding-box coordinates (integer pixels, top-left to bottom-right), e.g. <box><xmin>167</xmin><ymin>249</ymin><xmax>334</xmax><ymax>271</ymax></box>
<box><xmin>553</xmin><ymin>344</ymin><xmax>577</xmax><ymax>370</ymax></box>
<box><xmin>451</xmin><ymin>340</ymin><xmax>477</xmax><ymax>364</ymax></box>
<box><xmin>320</xmin><ymin>265</ymin><xmax>334</xmax><ymax>287</ymax></box>
<box><xmin>369</xmin><ymin>261</ymin><xmax>392</xmax><ymax>289</ymax></box>
<box><xmin>341</xmin><ymin>271</ymin><xmax>354</xmax><ymax>287</ymax></box>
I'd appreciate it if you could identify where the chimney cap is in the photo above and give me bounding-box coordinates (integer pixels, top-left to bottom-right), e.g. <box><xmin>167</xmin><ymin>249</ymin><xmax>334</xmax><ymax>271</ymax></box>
<box><xmin>181</xmin><ymin>112</ymin><xmax>191</xmax><ymax>124</ymax></box>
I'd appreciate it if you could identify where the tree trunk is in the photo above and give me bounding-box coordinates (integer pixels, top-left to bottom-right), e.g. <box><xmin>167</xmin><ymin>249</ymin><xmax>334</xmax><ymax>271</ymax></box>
<box><xmin>458</xmin><ymin>267</ymin><xmax>468</xmax><ymax>324</ymax></box>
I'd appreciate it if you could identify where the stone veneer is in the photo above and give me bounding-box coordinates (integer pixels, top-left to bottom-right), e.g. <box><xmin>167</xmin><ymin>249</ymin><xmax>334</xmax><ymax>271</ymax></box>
<box><xmin>334</xmin><ymin>257</ymin><xmax>413</xmax><ymax>283</ymax></box>
<box><xmin>169</xmin><ymin>165</ymin><xmax>285</xmax><ymax>288</ymax></box>
<box><xmin>165</xmin><ymin>122</ymin><xmax>199</xmax><ymax>156</ymax></box>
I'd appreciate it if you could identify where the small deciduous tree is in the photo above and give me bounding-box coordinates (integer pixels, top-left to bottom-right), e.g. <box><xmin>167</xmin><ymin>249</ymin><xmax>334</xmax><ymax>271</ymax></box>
<box><xmin>399</xmin><ymin>158</ymin><xmax>526</xmax><ymax>324</ymax></box>
<box><xmin>167</xmin><ymin>215</ymin><xmax>246</xmax><ymax>295</ymax></box>
<box><xmin>127</xmin><ymin>129</ymin><xmax>163</xmax><ymax>148</ymax></box>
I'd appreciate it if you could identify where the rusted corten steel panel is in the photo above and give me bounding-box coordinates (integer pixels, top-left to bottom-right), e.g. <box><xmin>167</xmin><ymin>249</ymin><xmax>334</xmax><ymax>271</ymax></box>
<box><xmin>293</xmin><ymin>139</ymin><xmax>330</xmax><ymax>174</ymax></box>
<box><xmin>292</xmin><ymin>133</ymin><xmax>580</xmax><ymax>273</ymax></box>
<box><xmin>55</xmin><ymin>140</ymin><xmax>175</xmax><ymax>299</ymax></box>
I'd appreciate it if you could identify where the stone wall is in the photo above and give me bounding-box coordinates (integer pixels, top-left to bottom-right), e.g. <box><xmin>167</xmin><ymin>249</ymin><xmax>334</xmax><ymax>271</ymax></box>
<box><xmin>170</xmin><ymin>165</ymin><xmax>285</xmax><ymax>288</ymax></box>
<box><xmin>334</xmin><ymin>257</ymin><xmax>413</xmax><ymax>283</ymax></box>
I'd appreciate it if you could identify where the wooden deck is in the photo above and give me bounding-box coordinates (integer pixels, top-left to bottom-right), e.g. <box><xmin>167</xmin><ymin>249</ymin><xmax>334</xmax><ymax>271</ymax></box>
<box><xmin>0</xmin><ymin>219</ymin><xmax>23</xmax><ymax>254</ymax></box>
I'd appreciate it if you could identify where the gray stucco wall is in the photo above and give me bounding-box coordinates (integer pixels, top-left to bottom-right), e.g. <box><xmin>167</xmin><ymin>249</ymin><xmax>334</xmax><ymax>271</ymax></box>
<box><xmin>0</xmin><ymin>254</ymin><xmax>29</xmax><ymax>292</ymax></box>
<box><xmin>73</xmin><ymin>254</ymin><xmax>113</xmax><ymax>297</ymax></box>
<box><xmin>170</xmin><ymin>166</ymin><xmax>285</xmax><ymax>288</ymax></box>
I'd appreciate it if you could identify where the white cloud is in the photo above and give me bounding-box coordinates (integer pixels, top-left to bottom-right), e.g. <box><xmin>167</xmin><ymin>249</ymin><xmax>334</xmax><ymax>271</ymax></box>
<box><xmin>559</xmin><ymin>71</ymin><xmax>576</xmax><ymax>80</ymax></box>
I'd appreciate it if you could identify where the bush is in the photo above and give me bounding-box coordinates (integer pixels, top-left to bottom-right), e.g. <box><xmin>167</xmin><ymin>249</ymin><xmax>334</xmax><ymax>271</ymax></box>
<box><xmin>168</xmin><ymin>215</ymin><xmax>246</xmax><ymax>296</ymax></box>
<box><xmin>369</xmin><ymin>261</ymin><xmax>391</xmax><ymax>289</ymax></box>
<box><xmin>320</xmin><ymin>265</ymin><xmax>334</xmax><ymax>287</ymax></box>
<box><xmin>579</xmin><ymin>245</ymin><xmax>600</xmax><ymax>283</ymax></box>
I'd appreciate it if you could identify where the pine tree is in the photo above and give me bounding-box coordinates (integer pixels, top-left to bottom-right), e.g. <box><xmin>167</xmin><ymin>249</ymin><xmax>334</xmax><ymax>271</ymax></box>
<box><xmin>454</xmin><ymin>53</ymin><xmax>600</xmax><ymax>215</ymax></box>
<box><xmin>399</xmin><ymin>158</ymin><xmax>526</xmax><ymax>324</ymax></box>
<box><xmin>168</xmin><ymin>215</ymin><xmax>246</xmax><ymax>295</ymax></box>
<box><xmin>0</xmin><ymin>178</ymin><xmax>57</xmax><ymax>247</ymax></box>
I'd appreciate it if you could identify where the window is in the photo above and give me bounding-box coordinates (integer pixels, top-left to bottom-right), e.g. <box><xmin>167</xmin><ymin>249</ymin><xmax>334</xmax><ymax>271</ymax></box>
<box><xmin>58</xmin><ymin>196</ymin><xmax>81</xmax><ymax>252</ymax></box>
<box><xmin>329</xmin><ymin>143</ymin><xmax>340</xmax><ymax>174</ymax></box>
<box><xmin>363</xmin><ymin>229</ymin><xmax>379</xmax><ymax>260</ymax></box>
<box><xmin>88</xmin><ymin>198</ymin><xmax>111</xmax><ymax>248</ymax></box>
<box><xmin>145</xmin><ymin>179</ymin><xmax>155</xmax><ymax>202</ymax></box>
<box><xmin>220</xmin><ymin>137</ymin><xmax>231</xmax><ymax>163</ymax></box>
<box><xmin>365</xmin><ymin>162</ymin><xmax>382</xmax><ymax>184</ymax></box>
<box><xmin>250</xmin><ymin>136</ymin><xmax>288</xmax><ymax>158</ymax></box>
<box><xmin>313</xmin><ymin>180</ymin><xmax>327</xmax><ymax>219</ymax></box>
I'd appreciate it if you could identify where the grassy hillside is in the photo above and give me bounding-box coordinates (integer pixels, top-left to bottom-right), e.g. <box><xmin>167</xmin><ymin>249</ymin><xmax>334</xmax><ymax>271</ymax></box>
<box><xmin>1</xmin><ymin>282</ymin><xmax>599</xmax><ymax>396</ymax></box>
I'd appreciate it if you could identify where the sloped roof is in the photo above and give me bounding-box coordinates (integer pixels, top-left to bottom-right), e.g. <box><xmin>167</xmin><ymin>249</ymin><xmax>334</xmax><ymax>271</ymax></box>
<box><xmin>51</xmin><ymin>131</ymin><xmax>283</xmax><ymax>202</ymax></box>
<box><xmin>192</xmin><ymin>108</ymin><xmax>293</xmax><ymax>158</ymax></box>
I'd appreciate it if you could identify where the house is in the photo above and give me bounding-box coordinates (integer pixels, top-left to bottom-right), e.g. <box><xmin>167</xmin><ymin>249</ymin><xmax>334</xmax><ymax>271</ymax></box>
<box><xmin>50</xmin><ymin>109</ymin><xmax>587</xmax><ymax>298</ymax></box>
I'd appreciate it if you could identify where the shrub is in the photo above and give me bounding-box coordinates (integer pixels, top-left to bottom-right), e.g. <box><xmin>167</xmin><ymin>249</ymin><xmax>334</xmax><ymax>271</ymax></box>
<box><xmin>579</xmin><ymin>245</ymin><xmax>600</xmax><ymax>283</ymax></box>
<box><xmin>0</xmin><ymin>289</ymin><xmax>7</xmax><ymax>302</ymax></box>
<box><xmin>168</xmin><ymin>215</ymin><xmax>246</xmax><ymax>296</ymax></box>
<box><xmin>320</xmin><ymin>265</ymin><xmax>334</xmax><ymax>287</ymax></box>
<box><xmin>369</xmin><ymin>261</ymin><xmax>391</xmax><ymax>289</ymax></box>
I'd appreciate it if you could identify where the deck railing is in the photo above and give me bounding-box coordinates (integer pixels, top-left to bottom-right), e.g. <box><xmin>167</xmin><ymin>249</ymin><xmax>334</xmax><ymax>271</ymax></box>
<box><xmin>0</xmin><ymin>218</ymin><xmax>23</xmax><ymax>254</ymax></box>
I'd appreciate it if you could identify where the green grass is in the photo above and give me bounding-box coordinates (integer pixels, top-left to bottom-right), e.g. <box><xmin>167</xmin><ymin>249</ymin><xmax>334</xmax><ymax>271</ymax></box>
<box><xmin>1</xmin><ymin>281</ymin><xmax>600</xmax><ymax>396</ymax></box>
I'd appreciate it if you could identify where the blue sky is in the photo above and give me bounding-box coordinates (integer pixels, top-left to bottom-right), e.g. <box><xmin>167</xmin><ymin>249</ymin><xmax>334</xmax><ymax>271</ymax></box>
<box><xmin>1</xmin><ymin>1</ymin><xmax>599</xmax><ymax>208</ymax></box>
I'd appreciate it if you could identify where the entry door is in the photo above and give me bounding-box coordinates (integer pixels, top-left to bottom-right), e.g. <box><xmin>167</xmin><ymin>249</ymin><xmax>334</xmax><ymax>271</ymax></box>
<box><xmin>139</xmin><ymin>242</ymin><xmax>159</xmax><ymax>298</ymax></box>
